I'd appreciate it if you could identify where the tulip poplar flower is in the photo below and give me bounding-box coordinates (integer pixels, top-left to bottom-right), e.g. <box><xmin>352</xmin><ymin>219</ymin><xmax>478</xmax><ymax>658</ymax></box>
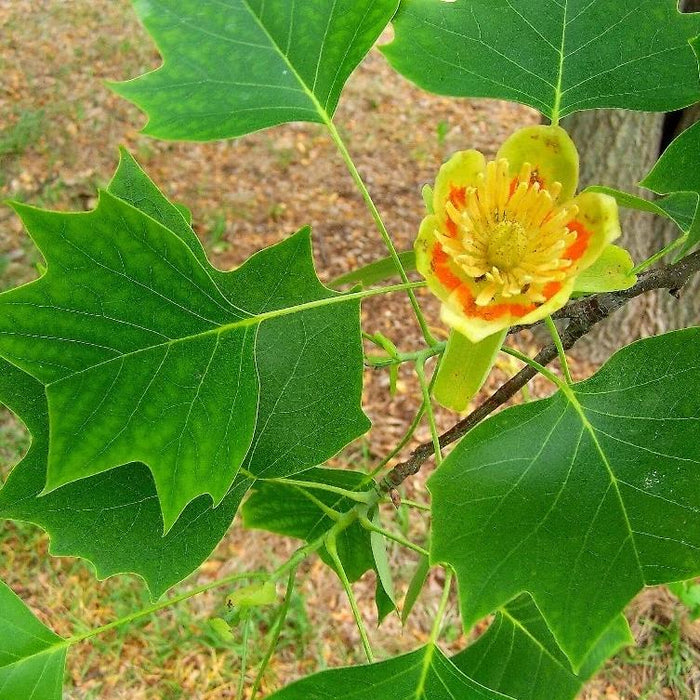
<box><xmin>416</xmin><ymin>125</ymin><xmax>633</xmax><ymax>410</ymax></box>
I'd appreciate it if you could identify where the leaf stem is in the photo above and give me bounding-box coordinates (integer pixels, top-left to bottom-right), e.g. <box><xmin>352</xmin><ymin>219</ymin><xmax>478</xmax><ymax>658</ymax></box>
<box><xmin>544</xmin><ymin>316</ymin><xmax>572</xmax><ymax>384</ymax></box>
<box><xmin>500</xmin><ymin>346</ymin><xmax>568</xmax><ymax>392</ymax></box>
<box><xmin>236</xmin><ymin>614</ymin><xmax>251</xmax><ymax>700</ymax></box>
<box><xmin>325</xmin><ymin>532</ymin><xmax>374</xmax><ymax>663</ymax></box>
<box><xmin>261</xmin><ymin>477</ymin><xmax>374</xmax><ymax>504</ymax></box>
<box><xmin>322</xmin><ymin>117</ymin><xmax>437</xmax><ymax>347</ymax></box>
<box><xmin>416</xmin><ymin>360</ymin><xmax>442</xmax><ymax>466</ymax></box>
<box><xmin>630</xmin><ymin>233</ymin><xmax>689</xmax><ymax>274</ymax></box>
<box><xmin>66</xmin><ymin>571</ymin><xmax>268</xmax><ymax>646</ymax></box>
<box><xmin>365</xmin><ymin>342</ymin><xmax>446</xmax><ymax>368</ymax></box>
<box><xmin>358</xmin><ymin>515</ymin><xmax>430</xmax><ymax>557</ymax></box>
<box><xmin>250</xmin><ymin>567</ymin><xmax>297</xmax><ymax>699</ymax></box>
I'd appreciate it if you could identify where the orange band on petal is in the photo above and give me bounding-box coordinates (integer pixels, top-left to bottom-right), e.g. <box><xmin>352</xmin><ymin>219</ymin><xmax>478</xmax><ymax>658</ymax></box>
<box><xmin>431</xmin><ymin>244</ymin><xmax>462</xmax><ymax>291</ymax></box>
<box><xmin>450</xmin><ymin>185</ymin><xmax>467</xmax><ymax>209</ymax></box>
<box><xmin>565</xmin><ymin>220</ymin><xmax>592</xmax><ymax>262</ymax></box>
<box><xmin>543</xmin><ymin>281</ymin><xmax>563</xmax><ymax>300</ymax></box>
<box><xmin>445</xmin><ymin>216</ymin><xmax>458</xmax><ymax>238</ymax></box>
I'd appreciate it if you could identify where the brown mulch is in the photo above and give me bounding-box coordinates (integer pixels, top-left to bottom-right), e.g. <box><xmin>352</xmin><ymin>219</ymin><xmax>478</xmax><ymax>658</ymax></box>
<box><xmin>1</xmin><ymin>1</ymin><xmax>699</xmax><ymax>698</ymax></box>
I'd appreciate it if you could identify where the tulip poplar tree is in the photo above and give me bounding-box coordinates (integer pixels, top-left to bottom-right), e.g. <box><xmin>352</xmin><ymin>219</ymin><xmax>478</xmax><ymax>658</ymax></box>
<box><xmin>1</xmin><ymin>1</ymin><xmax>700</xmax><ymax>698</ymax></box>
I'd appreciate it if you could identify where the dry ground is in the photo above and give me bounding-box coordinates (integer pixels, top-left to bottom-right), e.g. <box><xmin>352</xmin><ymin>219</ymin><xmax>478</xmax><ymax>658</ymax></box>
<box><xmin>1</xmin><ymin>1</ymin><xmax>699</xmax><ymax>698</ymax></box>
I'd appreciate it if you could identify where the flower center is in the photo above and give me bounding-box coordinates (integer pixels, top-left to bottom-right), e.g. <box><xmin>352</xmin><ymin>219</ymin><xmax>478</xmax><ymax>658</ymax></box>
<box><xmin>486</xmin><ymin>220</ymin><xmax>528</xmax><ymax>272</ymax></box>
<box><xmin>436</xmin><ymin>158</ymin><xmax>580</xmax><ymax>306</ymax></box>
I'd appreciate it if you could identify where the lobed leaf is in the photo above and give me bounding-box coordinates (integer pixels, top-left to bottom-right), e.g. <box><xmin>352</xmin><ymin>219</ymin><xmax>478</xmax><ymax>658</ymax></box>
<box><xmin>429</xmin><ymin>329</ymin><xmax>700</xmax><ymax>668</ymax></box>
<box><xmin>266</xmin><ymin>644</ymin><xmax>511</xmax><ymax>699</ymax></box>
<box><xmin>0</xmin><ymin>580</ymin><xmax>66</xmax><ymax>700</ymax></box>
<box><xmin>111</xmin><ymin>0</ymin><xmax>400</xmax><ymax>140</ymax></box>
<box><xmin>453</xmin><ymin>594</ymin><xmax>632</xmax><ymax>700</ymax></box>
<box><xmin>0</xmin><ymin>357</ymin><xmax>251</xmax><ymax>599</ymax></box>
<box><xmin>0</xmin><ymin>152</ymin><xmax>369</xmax><ymax>534</ymax></box>
<box><xmin>384</xmin><ymin>0</ymin><xmax>700</xmax><ymax>122</ymax></box>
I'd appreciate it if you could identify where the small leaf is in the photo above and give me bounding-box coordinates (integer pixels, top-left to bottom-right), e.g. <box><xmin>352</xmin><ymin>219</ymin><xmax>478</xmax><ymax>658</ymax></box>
<box><xmin>429</xmin><ymin>329</ymin><xmax>700</xmax><ymax>668</ymax></box>
<box><xmin>267</xmin><ymin>644</ymin><xmax>510</xmax><ymax>699</ymax></box>
<box><xmin>573</xmin><ymin>244</ymin><xmax>636</xmax><ymax>293</ymax></box>
<box><xmin>452</xmin><ymin>594</ymin><xmax>632</xmax><ymax>700</ymax></box>
<box><xmin>370</xmin><ymin>509</ymin><xmax>397</xmax><ymax>607</ymax></box>
<box><xmin>242</xmin><ymin>468</ymin><xmax>395</xmax><ymax>621</ymax></box>
<box><xmin>433</xmin><ymin>330</ymin><xmax>506</xmax><ymax>412</ymax></box>
<box><xmin>112</xmin><ymin>0</ymin><xmax>399</xmax><ymax>140</ymax></box>
<box><xmin>0</xmin><ymin>579</ymin><xmax>66</xmax><ymax>700</ymax></box>
<box><xmin>384</xmin><ymin>0</ymin><xmax>700</xmax><ymax>121</ymax></box>
<box><xmin>401</xmin><ymin>555</ymin><xmax>430</xmax><ymax>625</ymax></box>
<box><xmin>228</xmin><ymin>581</ymin><xmax>277</xmax><ymax>608</ymax></box>
<box><xmin>641</xmin><ymin>120</ymin><xmax>700</xmax><ymax>254</ymax></box>
<box><xmin>208</xmin><ymin>617</ymin><xmax>235</xmax><ymax>643</ymax></box>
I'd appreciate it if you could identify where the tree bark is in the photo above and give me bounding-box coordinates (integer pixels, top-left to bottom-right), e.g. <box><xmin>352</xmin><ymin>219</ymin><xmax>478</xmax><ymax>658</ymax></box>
<box><xmin>558</xmin><ymin>110</ymin><xmax>665</xmax><ymax>362</ymax></box>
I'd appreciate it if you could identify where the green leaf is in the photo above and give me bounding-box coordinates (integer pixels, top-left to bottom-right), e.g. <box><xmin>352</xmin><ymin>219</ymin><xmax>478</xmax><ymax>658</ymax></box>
<box><xmin>401</xmin><ymin>555</ymin><xmax>430</xmax><ymax>625</ymax></box>
<box><xmin>572</xmin><ymin>244</ymin><xmax>636</xmax><ymax>294</ymax></box>
<box><xmin>0</xmin><ymin>168</ymin><xmax>368</xmax><ymax>532</ymax></box>
<box><xmin>266</xmin><ymin>645</ymin><xmax>511</xmax><ymax>699</ymax></box>
<box><xmin>641</xmin><ymin>120</ymin><xmax>700</xmax><ymax>254</ymax></box>
<box><xmin>0</xmin><ymin>579</ymin><xmax>66</xmax><ymax>700</ymax></box>
<box><xmin>0</xmin><ymin>356</ymin><xmax>251</xmax><ymax>598</ymax></box>
<box><xmin>384</xmin><ymin>0</ymin><xmax>700</xmax><ymax>122</ymax></box>
<box><xmin>107</xmin><ymin>150</ymin><xmax>371</xmax><ymax>483</ymax></box>
<box><xmin>452</xmin><ymin>594</ymin><xmax>632</xmax><ymax>700</ymax></box>
<box><xmin>330</xmin><ymin>251</ymin><xmax>416</xmax><ymax>288</ymax></box>
<box><xmin>429</xmin><ymin>329</ymin><xmax>700</xmax><ymax>669</ymax></box>
<box><xmin>585</xmin><ymin>187</ymin><xmax>697</xmax><ymax>240</ymax></box>
<box><xmin>433</xmin><ymin>330</ymin><xmax>506</xmax><ymax>412</ymax></box>
<box><xmin>241</xmin><ymin>468</ymin><xmax>395</xmax><ymax>621</ymax></box>
<box><xmin>111</xmin><ymin>0</ymin><xmax>399</xmax><ymax>140</ymax></box>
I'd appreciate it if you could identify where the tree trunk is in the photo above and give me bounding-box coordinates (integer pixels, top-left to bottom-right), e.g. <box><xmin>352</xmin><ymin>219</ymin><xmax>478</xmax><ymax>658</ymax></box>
<box><xmin>560</xmin><ymin>110</ymin><xmax>665</xmax><ymax>362</ymax></box>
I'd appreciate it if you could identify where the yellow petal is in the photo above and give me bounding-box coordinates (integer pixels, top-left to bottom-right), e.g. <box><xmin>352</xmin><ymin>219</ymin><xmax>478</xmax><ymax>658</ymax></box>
<box><xmin>497</xmin><ymin>125</ymin><xmax>579</xmax><ymax>202</ymax></box>
<box><xmin>568</xmin><ymin>191</ymin><xmax>622</xmax><ymax>273</ymax></box>
<box><xmin>433</xmin><ymin>150</ymin><xmax>487</xmax><ymax>226</ymax></box>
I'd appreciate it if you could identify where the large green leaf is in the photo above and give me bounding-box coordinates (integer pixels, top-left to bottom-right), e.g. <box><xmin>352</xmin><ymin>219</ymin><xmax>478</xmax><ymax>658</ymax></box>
<box><xmin>242</xmin><ymin>468</ymin><xmax>395</xmax><ymax>621</ymax></box>
<box><xmin>0</xmin><ymin>356</ymin><xmax>251</xmax><ymax>598</ymax></box>
<box><xmin>107</xmin><ymin>150</ymin><xmax>371</xmax><ymax>482</ymax></box>
<box><xmin>0</xmin><ymin>160</ymin><xmax>368</xmax><ymax>532</ymax></box>
<box><xmin>111</xmin><ymin>0</ymin><xmax>399</xmax><ymax>140</ymax></box>
<box><xmin>267</xmin><ymin>645</ymin><xmax>511</xmax><ymax>699</ymax></box>
<box><xmin>384</xmin><ymin>0</ymin><xmax>700</xmax><ymax>121</ymax></box>
<box><xmin>0</xmin><ymin>579</ymin><xmax>66</xmax><ymax>700</ymax></box>
<box><xmin>453</xmin><ymin>594</ymin><xmax>632</xmax><ymax>700</ymax></box>
<box><xmin>429</xmin><ymin>329</ymin><xmax>700</xmax><ymax>669</ymax></box>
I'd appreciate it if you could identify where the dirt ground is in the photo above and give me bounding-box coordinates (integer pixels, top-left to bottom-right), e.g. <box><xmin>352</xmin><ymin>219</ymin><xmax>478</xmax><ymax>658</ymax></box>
<box><xmin>1</xmin><ymin>1</ymin><xmax>699</xmax><ymax>698</ymax></box>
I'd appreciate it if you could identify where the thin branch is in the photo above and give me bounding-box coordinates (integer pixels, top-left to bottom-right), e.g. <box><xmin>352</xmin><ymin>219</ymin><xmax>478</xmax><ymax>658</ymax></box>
<box><xmin>381</xmin><ymin>249</ymin><xmax>700</xmax><ymax>491</ymax></box>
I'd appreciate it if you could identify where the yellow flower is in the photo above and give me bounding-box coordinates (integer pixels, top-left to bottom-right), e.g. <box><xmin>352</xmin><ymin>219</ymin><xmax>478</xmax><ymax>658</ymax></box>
<box><xmin>416</xmin><ymin>125</ymin><xmax>622</xmax><ymax>343</ymax></box>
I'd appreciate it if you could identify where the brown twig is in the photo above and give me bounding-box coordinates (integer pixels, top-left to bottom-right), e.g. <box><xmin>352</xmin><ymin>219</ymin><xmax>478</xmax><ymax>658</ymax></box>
<box><xmin>381</xmin><ymin>249</ymin><xmax>700</xmax><ymax>491</ymax></box>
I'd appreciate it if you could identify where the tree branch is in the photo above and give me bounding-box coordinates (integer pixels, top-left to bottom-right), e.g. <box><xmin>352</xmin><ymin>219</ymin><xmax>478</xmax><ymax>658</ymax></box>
<box><xmin>381</xmin><ymin>249</ymin><xmax>700</xmax><ymax>491</ymax></box>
